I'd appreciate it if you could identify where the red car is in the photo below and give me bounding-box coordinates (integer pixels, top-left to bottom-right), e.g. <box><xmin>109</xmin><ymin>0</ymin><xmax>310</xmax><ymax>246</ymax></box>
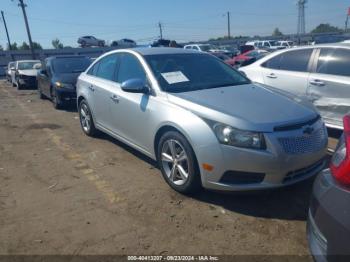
<box><xmin>211</xmin><ymin>52</ymin><xmax>236</xmax><ymax>67</ymax></box>
<box><xmin>232</xmin><ymin>50</ymin><xmax>268</xmax><ymax>67</ymax></box>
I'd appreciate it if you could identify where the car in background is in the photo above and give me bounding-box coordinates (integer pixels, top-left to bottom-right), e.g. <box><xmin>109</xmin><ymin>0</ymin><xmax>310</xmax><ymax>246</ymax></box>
<box><xmin>276</xmin><ymin>41</ymin><xmax>295</xmax><ymax>48</ymax></box>
<box><xmin>240</xmin><ymin>43</ymin><xmax>350</xmax><ymax>130</ymax></box>
<box><xmin>37</xmin><ymin>56</ymin><xmax>91</xmax><ymax>109</ymax></box>
<box><xmin>77</xmin><ymin>47</ymin><xmax>327</xmax><ymax>194</ymax></box>
<box><xmin>232</xmin><ymin>49</ymin><xmax>269</xmax><ymax>68</ymax></box>
<box><xmin>218</xmin><ymin>45</ymin><xmax>239</xmax><ymax>57</ymax></box>
<box><xmin>307</xmin><ymin>114</ymin><xmax>350</xmax><ymax>260</ymax></box>
<box><xmin>151</xmin><ymin>39</ymin><xmax>182</xmax><ymax>48</ymax></box>
<box><xmin>184</xmin><ymin>44</ymin><xmax>222</xmax><ymax>53</ymax></box>
<box><xmin>11</xmin><ymin>60</ymin><xmax>41</xmax><ymax>89</ymax></box>
<box><xmin>78</xmin><ymin>36</ymin><xmax>105</xmax><ymax>47</ymax></box>
<box><xmin>5</xmin><ymin>61</ymin><xmax>15</xmax><ymax>82</ymax></box>
<box><xmin>111</xmin><ymin>38</ymin><xmax>137</xmax><ymax>48</ymax></box>
<box><xmin>246</xmin><ymin>40</ymin><xmax>285</xmax><ymax>51</ymax></box>
<box><xmin>211</xmin><ymin>52</ymin><xmax>236</xmax><ymax>66</ymax></box>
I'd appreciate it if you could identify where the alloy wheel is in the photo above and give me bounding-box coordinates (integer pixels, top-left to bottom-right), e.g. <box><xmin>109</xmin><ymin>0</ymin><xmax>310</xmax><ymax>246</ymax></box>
<box><xmin>80</xmin><ymin>103</ymin><xmax>91</xmax><ymax>133</ymax></box>
<box><xmin>161</xmin><ymin>139</ymin><xmax>189</xmax><ymax>186</ymax></box>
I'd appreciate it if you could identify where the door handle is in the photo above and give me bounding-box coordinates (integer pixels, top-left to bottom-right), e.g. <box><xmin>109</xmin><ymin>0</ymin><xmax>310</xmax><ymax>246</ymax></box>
<box><xmin>110</xmin><ymin>94</ymin><xmax>119</xmax><ymax>103</ymax></box>
<box><xmin>88</xmin><ymin>85</ymin><xmax>95</xmax><ymax>92</ymax></box>
<box><xmin>309</xmin><ymin>79</ymin><xmax>325</xmax><ymax>86</ymax></box>
<box><xmin>266</xmin><ymin>73</ymin><xmax>277</xmax><ymax>79</ymax></box>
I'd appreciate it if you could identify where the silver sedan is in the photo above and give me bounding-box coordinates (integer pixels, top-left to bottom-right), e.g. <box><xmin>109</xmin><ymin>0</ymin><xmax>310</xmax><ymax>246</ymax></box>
<box><xmin>76</xmin><ymin>48</ymin><xmax>327</xmax><ymax>194</ymax></box>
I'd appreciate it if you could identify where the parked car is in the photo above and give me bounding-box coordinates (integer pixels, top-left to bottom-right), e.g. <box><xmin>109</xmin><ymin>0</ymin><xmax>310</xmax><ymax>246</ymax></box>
<box><xmin>77</xmin><ymin>47</ymin><xmax>327</xmax><ymax>194</ymax></box>
<box><xmin>211</xmin><ymin>52</ymin><xmax>236</xmax><ymax>66</ymax></box>
<box><xmin>184</xmin><ymin>44</ymin><xmax>222</xmax><ymax>53</ymax></box>
<box><xmin>11</xmin><ymin>60</ymin><xmax>41</xmax><ymax>89</ymax></box>
<box><xmin>307</xmin><ymin>114</ymin><xmax>350</xmax><ymax>260</ymax></box>
<box><xmin>232</xmin><ymin>49</ymin><xmax>269</xmax><ymax>67</ymax></box>
<box><xmin>246</xmin><ymin>40</ymin><xmax>285</xmax><ymax>51</ymax></box>
<box><xmin>5</xmin><ymin>61</ymin><xmax>15</xmax><ymax>82</ymax></box>
<box><xmin>150</xmin><ymin>39</ymin><xmax>182</xmax><ymax>48</ymax></box>
<box><xmin>37</xmin><ymin>56</ymin><xmax>91</xmax><ymax>109</ymax></box>
<box><xmin>78</xmin><ymin>36</ymin><xmax>105</xmax><ymax>47</ymax></box>
<box><xmin>111</xmin><ymin>38</ymin><xmax>137</xmax><ymax>48</ymax></box>
<box><xmin>240</xmin><ymin>43</ymin><xmax>350</xmax><ymax>130</ymax></box>
<box><xmin>276</xmin><ymin>41</ymin><xmax>295</xmax><ymax>48</ymax></box>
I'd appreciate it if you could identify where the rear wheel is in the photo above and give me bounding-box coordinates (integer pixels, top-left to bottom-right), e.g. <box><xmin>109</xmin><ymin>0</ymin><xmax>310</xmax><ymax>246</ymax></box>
<box><xmin>157</xmin><ymin>131</ymin><xmax>201</xmax><ymax>194</ymax></box>
<box><xmin>78</xmin><ymin>99</ymin><xmax>98</xmax><ymax>137</ymax></box>
<box><xmin>38</xmin><ymin>86</ymin><xmax>45</xmax><ymax>99</ymax></box>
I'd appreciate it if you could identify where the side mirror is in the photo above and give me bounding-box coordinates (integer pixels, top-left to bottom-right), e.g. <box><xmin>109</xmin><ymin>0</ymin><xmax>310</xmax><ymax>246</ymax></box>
<box><xmin>121</xmin><ymin>79</ymin><xmax>150</xmax><ymax>94</ymax></box>
<box><xmin>10</xmin><ymin>67</ymin><xmax>15</xmax><ymax>71</ymax></box>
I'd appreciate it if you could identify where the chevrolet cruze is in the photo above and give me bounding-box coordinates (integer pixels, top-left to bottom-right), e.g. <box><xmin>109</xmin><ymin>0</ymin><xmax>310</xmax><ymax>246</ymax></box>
<box><xmin>76</xmin><ymin>48</ymin><xmax>327</xmax><ymax>194</ymax></box>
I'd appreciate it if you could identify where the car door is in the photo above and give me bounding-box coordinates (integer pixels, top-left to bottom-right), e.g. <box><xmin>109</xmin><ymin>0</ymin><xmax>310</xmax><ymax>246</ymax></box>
<box><xmin>260</xmin><ymin>48</ymin><xmax>314</xmax><ymax>96</ymax></box>
<box><xmin>110</xmin><ymin>52</ymin><xmax>152</xmax><ymax>150</ymax></box>
<box><xmin>87</xmin><ymin>53</ymin><xmax>120</xmax><ymax>131</ymax></box>
<box><xmin>39</xmin><ymin>60</ymin><xmax>52</xmax><ymax>97</ymax></box>
<box><xmin>307</xmin><ymin>47</ymin><xmax>350</xmax><ymax>128</ymax></box>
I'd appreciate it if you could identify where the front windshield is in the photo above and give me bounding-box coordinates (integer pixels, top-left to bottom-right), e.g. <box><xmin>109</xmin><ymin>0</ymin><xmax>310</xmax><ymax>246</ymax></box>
<box><xmin>52</xmin><ymin>57</ymin><xmax>91</xmax><ymax>74</ymax></box>
<box><xmin>145</xmin><ymin>53</ymin><xmax>250</xmax><ymax>93</ymax></box>
<box><xmin>18</xmin><ymin>62</ymin><xmax>38</xmax><ymax>70</ymax></box>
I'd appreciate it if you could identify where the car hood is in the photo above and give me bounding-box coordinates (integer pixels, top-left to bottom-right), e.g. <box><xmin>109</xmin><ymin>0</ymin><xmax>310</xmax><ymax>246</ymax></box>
<box><xmin>167</xmin><ymin>83</ymin><xmax>318</xmax><ymax>132</ymax></box>
<box><xmin>53</xmin><ymin>72</ymin><xmax>81</xmax><ymax>85</ymax></box>
<box><xmin>18</xmin><ymin>69</ymin><xmax>38</xmax><ymax>76</ymax></box>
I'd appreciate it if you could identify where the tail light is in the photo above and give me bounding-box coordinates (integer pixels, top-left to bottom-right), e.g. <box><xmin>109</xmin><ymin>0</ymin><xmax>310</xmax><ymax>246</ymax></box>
<box><xmin>330</xmin><ymin>115</ymin><xmax>350</xmax><ymax>185</ymax></box>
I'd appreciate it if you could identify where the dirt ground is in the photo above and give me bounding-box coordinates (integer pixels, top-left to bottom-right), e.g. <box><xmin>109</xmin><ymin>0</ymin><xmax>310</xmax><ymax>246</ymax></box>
<box><xmin>0</xmin><ymin>80</ymin><xmax>340</xmax><ymax>257</ymax></box>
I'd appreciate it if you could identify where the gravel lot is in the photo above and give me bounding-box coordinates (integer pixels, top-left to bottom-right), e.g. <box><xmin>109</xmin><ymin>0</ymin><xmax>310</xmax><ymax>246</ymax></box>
<box><xmin>0</xmin><ymin>80</ymin><xmax>340</xmax><ymax>257</ymax></box>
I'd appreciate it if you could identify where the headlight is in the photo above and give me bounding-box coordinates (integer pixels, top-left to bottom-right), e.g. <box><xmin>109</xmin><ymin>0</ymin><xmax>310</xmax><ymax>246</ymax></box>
<box><xmin>55</xmin><ymin>82</ymin><xmax>74</xmax><ymax>89</ymax></box>
<box><xmin>213</xmin><ymin>123</ymin><xmax>265</xmax><ymax>149</ymax></box>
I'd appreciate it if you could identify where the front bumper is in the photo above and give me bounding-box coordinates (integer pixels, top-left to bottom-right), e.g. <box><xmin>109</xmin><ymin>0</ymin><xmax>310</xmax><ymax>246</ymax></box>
<box><xmin>196</xmin><ymin>120</ymin><xmax>328</xmax><ymax>191</ymax></box>
<box><xmin>56</xmin><ymin>88</ymin><xmax>77</xmax><ymax>102</ymax></box>
<box><xmin>307</xmin><ymin>169</ymin><xmax>350</xmax><ymax>260</ymax></box>
<box><xmin>18</xmin><ymin>75</ymin><xmax>37</xmax><ymax>87</ymax></box>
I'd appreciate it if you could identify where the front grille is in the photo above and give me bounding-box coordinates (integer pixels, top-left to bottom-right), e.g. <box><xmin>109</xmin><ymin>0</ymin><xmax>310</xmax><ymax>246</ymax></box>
<box><xmin>278</xmin><ymin>127</ymin><xmax>327</xmax><ymax>155</ymax></box>
<box><xmin>283</xmin><ymin>159</ymin><xmax>325</xmax><ymax>183</ymax></box>
<box><xmin>274</xmin><ymin>115</ymin><xmax>320</xmax><ymax>132</ymax></box>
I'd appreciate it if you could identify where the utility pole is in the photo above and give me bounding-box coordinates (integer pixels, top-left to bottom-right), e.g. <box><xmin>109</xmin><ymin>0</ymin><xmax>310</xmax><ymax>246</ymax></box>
<box><xmin>17</xmin><ymin>0</ymin><xmax>35</xmax><ymax>58</ymax></box>
<box><xmin>158</xmin><ymin>22</ymin><xmax>163</xmax><ymax>39</ymax></box>
<box><xmin>297</xmin><ymin>0</ymin><xmax>307</xmax><ymax>44</ymax></box>
<box><xmin>346</xmin><ymin>7</ymin><xmax>350</xmax><ymax>32</ymax></box>
<box><xmin>227</xmin><ymin>11</ymin><xmax>231</xmax><ymax>39</ymax></box>
<box><xmin>1</xmin><ymin>11</ymin><xmax>12</xmax><ymax>50</ymax></box>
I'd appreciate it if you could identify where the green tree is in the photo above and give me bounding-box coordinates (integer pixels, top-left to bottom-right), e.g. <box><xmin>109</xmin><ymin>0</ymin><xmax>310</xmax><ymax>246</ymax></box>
<box><xmin>272</xmin><ymin>28</ymin><xmax>283</xmax><ymax>36</ymax></box>
<box><xmin>32</xmin><ymin>42</ymin><xmax>42</xmax><ymax>50</ymax></box>
<box><xmin>52</xmin><ymin>38</ymin><xmax>64</xmax><ymax>49</ymax></box>
<box><xmin>311</xmin><ymin>23</ymin><xmax>343</xmax><ymax>34</ymax></box>
<box><xmin>7</xmin><ymin>42</ymin><xmax>18</xmax><ymax>50</ymax></box>
<box><xmin>19</xmin><ymin>41</ymin><xmax>30</xmax><ymax>50</ymax></box>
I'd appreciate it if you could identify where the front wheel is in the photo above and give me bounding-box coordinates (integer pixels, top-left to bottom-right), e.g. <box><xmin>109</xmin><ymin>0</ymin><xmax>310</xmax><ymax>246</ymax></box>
<box><xmin>38</xmin><ymin>86</ymin><xmax>45</xmax><ymax>99</ymax></box>
<box><xmin>78</xmin><ymin>99</ymin><xmax>98</xmax><ymax>137</ymax></box>
<box><xmin>51</xmin><ymin>88</ymin><xmax>63</xmax><ymax>109</ymax></box>
<box><xmin>157</xmin><ymin>131</ymin><xmax>201</xmax><ymax>194</ymax></box>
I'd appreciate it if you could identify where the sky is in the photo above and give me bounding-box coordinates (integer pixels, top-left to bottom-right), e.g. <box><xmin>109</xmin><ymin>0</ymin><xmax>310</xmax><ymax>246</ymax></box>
<box><xmin>0</xmin><ymin>0</ymin><xmax>349</xmax><ymax>48</ymax></box>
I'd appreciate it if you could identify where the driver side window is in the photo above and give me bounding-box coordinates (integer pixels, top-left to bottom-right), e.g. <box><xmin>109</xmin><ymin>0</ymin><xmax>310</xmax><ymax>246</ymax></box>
<box><xmin>116</xmin><ymin>53</ymin><xmax>146</xmax><ymax>83</ymax></box>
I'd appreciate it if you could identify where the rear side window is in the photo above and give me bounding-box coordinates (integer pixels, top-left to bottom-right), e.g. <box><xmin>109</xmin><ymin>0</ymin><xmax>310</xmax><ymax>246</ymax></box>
<box><xmin>116</xmin><ymin>53</ymin><xmax>146</xmax><ymax>83</ymax></box>
<box><xmin>95</xmin><ymin>54</ymin><xmax>119</xmax><ymax>81</ymax></box>
<box><xmin>262</xmin><ymin>49</ymin><xmax>313</xmax><ymax>72</ymax></box>
<box><xmin>317</xmin><ymin>48</ymin><xmax>350</xmax><ymax>77</ymax></box>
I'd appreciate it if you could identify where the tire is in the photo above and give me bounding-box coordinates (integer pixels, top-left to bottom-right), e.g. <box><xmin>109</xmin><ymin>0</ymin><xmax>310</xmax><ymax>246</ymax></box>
<box><xmin>38</xmin><ymin>86</ymin><xmax>45</xmax><ymax>99</ymax></box>
<box><xmin>16</xmin><ymin>80</ymin><xmax>22</xmax><ymax>90</ymax></box>
<box><xmin>51</xmin><ymin>88</ymin><xmax>63</xmax><ymax>109</ymax></box>
<box><xmin>78</xmin><ymin>99</ymin><xmax>98</xmax><ymax>137</ymax></box>
<box><xmin>157</xmin><ymin>131</ymin><xmax>201</xmax><ymax>194</ymax></box>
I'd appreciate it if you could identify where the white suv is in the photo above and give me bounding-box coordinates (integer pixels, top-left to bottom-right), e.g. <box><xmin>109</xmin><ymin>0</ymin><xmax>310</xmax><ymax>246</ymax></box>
<box><xmin>240</xmin><ymin>43</ymin><xmax>350</xmax><ymax>130</ymax></box>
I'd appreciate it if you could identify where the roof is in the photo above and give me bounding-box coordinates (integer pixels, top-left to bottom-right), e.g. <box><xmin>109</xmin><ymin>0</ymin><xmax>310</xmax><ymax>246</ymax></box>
<box><xmin>46</xmin><ymin>55</ymin><xmax>88</xmax><ymax>60</ymax></box>
<box><xmin>131</xmin><ymin>47</ymin><xmax>199</xmax><ymax>56</ymax></box>
<box><xmin>16</xmin><ymin>60</ymin><xmax>41</xmax><ymax>63</ymax></box>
